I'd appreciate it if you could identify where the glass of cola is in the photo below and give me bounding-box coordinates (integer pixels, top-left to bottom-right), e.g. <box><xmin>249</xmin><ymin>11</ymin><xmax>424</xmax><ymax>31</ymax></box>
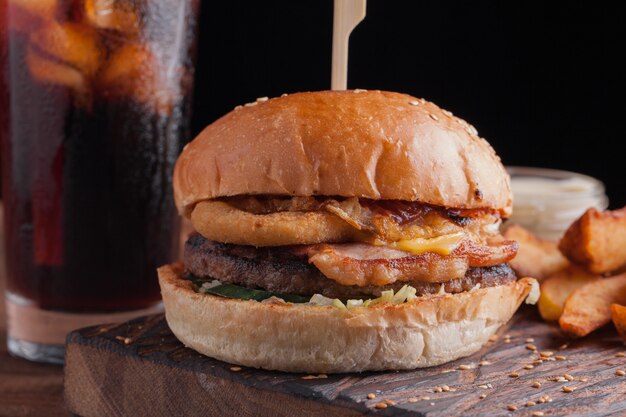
<box><xmin>2</xmin><ymin>0</ymin><xmax>200</xmax><ymax>363</ymax></box>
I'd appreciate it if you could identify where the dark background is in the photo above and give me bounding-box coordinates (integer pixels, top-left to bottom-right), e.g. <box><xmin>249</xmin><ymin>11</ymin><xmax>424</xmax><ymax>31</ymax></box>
<box><xmin>193</xmin><ymin>1</ymin><xmax>626</xmax><ymax>208</ymax></box>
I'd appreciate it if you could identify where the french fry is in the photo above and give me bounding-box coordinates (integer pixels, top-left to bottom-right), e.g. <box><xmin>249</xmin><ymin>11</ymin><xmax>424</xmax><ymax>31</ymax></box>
<box><xmin>537</xmin><ymin>266</ymin><xmax>600</xmax><ymax>321</ymax></box>
<box><xmin>612</xmin><ymin>304</ymin><xmax>626</xmax><ymax>342</ymax></box>
<box><xmin>559</xmin><ymin>273</ymin><xmax>626</xmax><ymax>337</ymax></box>
<box><xmin>503</xmin><ymin>224</ymin><xmax>569</xmax><ymax>281</ymax></box>
<box><xmin>559</xmin><ymin>206</ymin><xmax>626</xmax><ymax>274</ymax></box>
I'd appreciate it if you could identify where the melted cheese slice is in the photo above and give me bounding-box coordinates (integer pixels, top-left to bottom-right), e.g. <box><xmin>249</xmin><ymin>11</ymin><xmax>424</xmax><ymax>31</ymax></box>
<box><xmin>375</xmin><ymin>232</ymin><xmax>465</xmax><ymax>256</ymax></box>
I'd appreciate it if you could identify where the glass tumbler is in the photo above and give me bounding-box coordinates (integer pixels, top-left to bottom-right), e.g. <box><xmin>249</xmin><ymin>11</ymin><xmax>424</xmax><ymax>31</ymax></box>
<box><xmin>2</xmin><ymin>0</ymin><xmax>200</xmax><ymax>363</ymax></box>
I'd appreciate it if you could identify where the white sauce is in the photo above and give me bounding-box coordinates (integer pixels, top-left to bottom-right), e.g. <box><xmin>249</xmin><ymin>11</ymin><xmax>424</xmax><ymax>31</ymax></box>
<box><xmin>512</xmin><ymin>177</ymin><xmax>595</xmax><ymax>196</ymax></box>
<box><xmin>506</xmin><ymin>167</ymin><xmax>608</xmax><ymax>240</ymax></box>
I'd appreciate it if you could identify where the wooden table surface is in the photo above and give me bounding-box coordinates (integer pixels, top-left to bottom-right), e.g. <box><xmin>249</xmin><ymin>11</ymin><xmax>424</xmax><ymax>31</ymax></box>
<box><xmin>0</xmin><ymin>206</ymin><xmax>69</xmax><ymax>417</ymax></box>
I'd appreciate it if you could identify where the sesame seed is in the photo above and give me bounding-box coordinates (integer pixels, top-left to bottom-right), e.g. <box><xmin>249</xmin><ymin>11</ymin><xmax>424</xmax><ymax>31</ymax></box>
<box><xmin>487</xmin><ymin>383</ymin><xmax>494</xmax><ymax>389</ymax></box>
<box><xmin>433</xmin><ymin>387</ymin><xmax>443</xmax><ymax>393</ymax></box>
<box><xmin>505</xmin><ymin>338</ymin><xmax>512</xmax><ymax>343</ymax></box>
<box><xmin>524</xmin><ymin>365</ymin><xmax>534</xmax><ymax>370</ymax></box>
<box><xmin>509</xmin><ymin>372</ymin><xmax>520</xmax><ymax>378</ymax></box>
<box><xmin>562</xmin><ymin>386</ymin><xmax>576</xmax><ymax>393</ymax></box>
<box><xmin>429</xmin><ymin>113</ymin><xmax>439</xmax><ymax>121</ymax></box>
<box><xmin>526</xmin><ymin>401</ymin><xmax>536</xmax><ymax>407</ymax></box>
<box><xmin>478</xmin><ymin>384</ymin><xmax>489</xmax><ymax>389</ymax></box>
<box><xmin>559</xmin><ymin>343</ymin><xmax>569</xmax><ymax>349</ymax></box>
<box><xmin>408</xmin><ymin>397</ymin><xmax>418</xmax><ymax>403</ymax></box>
<box><xmin>353</xmin><ymin>88</ymin><xmax>367</xmax><ymax>93</ymax></box>
<box><xmin>385</xmin><ymin>399</ymin><xmax>395</xmax><ymax>405</ymax></box>
<box><xmin>580</xmin><ymin>377</ymin><xmax>589</xmax><ymax>382</ymax></box>
<box><xmin>458</xmin><ymin>364</ymin><xmax>472</xmax><ymax>370</ymax></box>
<box><xmin>466</xmin><ymin>125</ymin><xmax>478</xmax><ymax>135</ymax></box>
<box><xmin>367</xmin><ymin>393</ymin><xmax>376</xmax><ymax>400</ymax></box>
<box><xmin>234</xmin><ymin>105</ymin><xmax>243</xmax><ymax>110</ymax></box>
<box><xmin>533</xmin><ymin>360</ymin><xmax>544</xmax><ymax>366</ymax></box>
<box><xmin>479</xmin><ymin>394</ymin><xmax>487</xmax><ymax>399</ymax></box>
<box><xmin>244</xmin><ymin>102</ymin><xmax>257</xmax><ymax>107</ymax></box>
<box><xmin>616</xmin><ymin>370</ymin><xmax>626</xmax><ymax>376</ymax></box>
<box><xmin>479</xmin><ymin>360</ymin><xmax>491</xmax><ymax>366</ymax></box>
<box><xmin>554</xmin><ymin>376</ymin><xmax>566</xmax><ymax>382</ymax></box>
<box><xmin>441</xmin><ymin>385</ymin><xmax>450</xmax><ymax>392</ymax></box>
<box><xmin>538</xmin><ymin>398</ymin><xmax>545</xmax><ymax>404</ymax></box>
<box><xmin>533</xmin><ymin>412</ymin><xmax>545</xmax><ymax>417</ymax></box>
<box><xmin>616</xmin><ymin>352</ymin><xmax>625</xmax><ymax>357</ymax></box>
<box><xmin>531</xmin><ymin>381</ymin><xmax>542</xmax><ymax>388</ymax></box>
<box><xmin>230</xmin><ymin>366</ymin><xmax>242</xmax><ymax>372</ymax></box>
<box><xmin>303</xmin><ymin>374</ymin><xmax>327</xmax><ymax>379</ymax></box>
<box><xmin>540</xmin><ymin>351</ymin><xmax>554</xmax><ymax>357</ymax></box>
<box><xmin>507</xmin><ymin>405</ymin><xmax>518</xmax><ymax>411</ymax></box>
<box><xmin>123</xmin><ymin>337</ymin><xmax>132</xmax><ymax>345</ymax></box>
<box><xmin>409</xmin><ymin>100</ymin><xmax>420</xmax><ymax>106</ymax></box>
<box><xmin>489</xmin><ymin>335</ymin><xmax>498</xmax><ymax>342</ymax></box>
<box><xmin>422</xmin><ymin>396</ymin><xmax>431</xmax><ymax>401</ymax></box>
<box><xmin>443</xmin><ymin>109</ymin><xmax>453</xmax><ymax>117</ymax></box>
<box><xmin>564</xmin><ymin>374</ymin><xmax>574</xmax><ymax>381</ymax></box>
<box><xmin>525</xmin><ymin>338</ymin><xmax>535</xmax><ymax>343</ymax></box>
<box><xmin>555</xmin><ymin>355</ymin><xmax>567</xmax><ymax>360</ymax></box>
<box><xmin>256</xmin><ymin>96</ymin><xmax>269</xmax><ymax>102</ymax></box>
<box><xmin>544</xmin><ymin>357</ymin><xmax>556</xmax><ymax>361</ymax></box>
<box><xmin>430</xmin><ymin>402</ymin><xmax>435</xmax><ymax>406</ymax></box>
<box><xmin>527</xmin><ymin>344</ymin><xmax>537</xmax><ymax>351</ymax></box>
<box><xmin>280</xmin><ymin>93</ymin><xmax>288</xmax><ymax>97</ymax></box>
<box><xmin>374</xmin><ymin>402</ymin><xmax>387</xmax><ymax>409</ymax></box>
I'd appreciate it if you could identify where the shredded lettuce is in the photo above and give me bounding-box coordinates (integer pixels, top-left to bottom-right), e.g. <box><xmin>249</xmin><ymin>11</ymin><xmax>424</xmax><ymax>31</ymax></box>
<box><xmin>190</xmin><ymin>276</ymin><xmax>419</xmax><ymax>309</ymax></box>
<box><xmin>309</xmin><ymin>285</ymin><xmax>418</xmax><ymax>310</ymax></box>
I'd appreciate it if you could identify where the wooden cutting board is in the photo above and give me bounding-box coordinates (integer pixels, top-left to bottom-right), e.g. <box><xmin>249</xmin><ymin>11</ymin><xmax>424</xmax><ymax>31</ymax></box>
<box><xmin>64</xmin><ymin>308</ymin><xmax>626</xmax><ymax>417</ymax></box>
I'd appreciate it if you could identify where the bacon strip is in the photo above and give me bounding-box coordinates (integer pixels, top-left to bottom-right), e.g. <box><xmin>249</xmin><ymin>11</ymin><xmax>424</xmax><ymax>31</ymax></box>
<box><xmin>306</xmin><ymin>239</ymin><xmax>518</xmax><ymax>287</ymax></box>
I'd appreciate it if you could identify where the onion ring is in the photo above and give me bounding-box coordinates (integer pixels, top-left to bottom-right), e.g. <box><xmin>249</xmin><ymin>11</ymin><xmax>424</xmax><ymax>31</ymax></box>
<box><xmin>191</xmin><ymin>201</ymin><xmax>357</xmax><ymax>247</ymax></box>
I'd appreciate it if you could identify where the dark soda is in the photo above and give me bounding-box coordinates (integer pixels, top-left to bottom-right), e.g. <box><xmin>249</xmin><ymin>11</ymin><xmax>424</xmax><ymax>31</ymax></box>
<box><xmin>2</xmin><ymin>0</ymin><xmax>199</xmax><ymax>311</ymax></box>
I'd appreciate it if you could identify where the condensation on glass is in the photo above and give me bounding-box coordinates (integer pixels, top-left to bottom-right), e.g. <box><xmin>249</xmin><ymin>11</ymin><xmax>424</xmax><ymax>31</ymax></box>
<box><xmin>2</xmin><ymin>0</ymin><xmax>200</xmax><ymax>363</ymax></box>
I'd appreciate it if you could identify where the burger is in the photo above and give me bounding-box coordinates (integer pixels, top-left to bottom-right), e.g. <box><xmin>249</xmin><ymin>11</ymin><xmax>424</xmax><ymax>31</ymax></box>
<box><xmin>158</xmin><ymin>90</ymin><xmax>538</xmax><ymax>373</ymax></box>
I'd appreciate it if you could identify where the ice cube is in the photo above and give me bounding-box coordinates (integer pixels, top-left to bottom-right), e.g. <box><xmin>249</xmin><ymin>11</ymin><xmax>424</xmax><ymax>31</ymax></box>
<box><xmin>26</xmin><ymin>45</ymin><xmax>86</xmax><ymax>92</ymax></box>
<box><xmin>29</xmin><ymin>21</ymin><xmax>103</xmax><ymax>77</ymax></box>
<box><xmin>84</xmin><ymin>0</ymin><xmax>139</xmax><ymax>35</ymax></box>
<box><xmin>8</xmin><ymin>0</ymin><xmax>57</xmax><ymax>20</ymax></box>
<box><xmin>7</xmin><ymin>0</ymin><xmax>54</xmax><ymax>34</ymax></box>
<box><xmin>99</xmin><ymin>42</ymin><xmax>175</xmax><ymax>114</ymax></box>
<box><xmin>99</xmin><ymin>42</ymin><xmax>152</xmax><ymax>84</ymax></box>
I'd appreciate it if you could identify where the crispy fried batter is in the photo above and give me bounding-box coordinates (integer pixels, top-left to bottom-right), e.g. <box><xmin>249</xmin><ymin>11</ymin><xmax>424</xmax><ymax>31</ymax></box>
<box><xmin>191</xmin><ymin>196</ymin><xmax>502</xmax><ymax>247</ymax></box>
<box><xmin>191</xmin><ymin>200</ymin><xmax>357</xmax><ymax>247</ymax></box>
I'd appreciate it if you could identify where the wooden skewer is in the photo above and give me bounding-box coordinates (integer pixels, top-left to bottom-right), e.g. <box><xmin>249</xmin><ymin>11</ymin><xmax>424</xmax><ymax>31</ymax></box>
<box><xmin>331</xmin><ymin>0</ymin><xmax>367</xmax><ymax>90</ymax></box>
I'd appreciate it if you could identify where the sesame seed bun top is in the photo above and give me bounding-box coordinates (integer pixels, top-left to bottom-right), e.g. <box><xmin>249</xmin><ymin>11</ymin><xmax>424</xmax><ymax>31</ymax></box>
<box><xmin>173</xmin><ymin>90</ymin><xmax>512</xmax><ymax>216</ymax></box>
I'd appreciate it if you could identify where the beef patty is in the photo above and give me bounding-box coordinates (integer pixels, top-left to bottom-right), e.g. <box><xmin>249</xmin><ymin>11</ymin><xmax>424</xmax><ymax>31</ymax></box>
<box><xmin>184</xmin><ymin>233</ymin><xmax>517</xmax><ymax>299</ymax></box>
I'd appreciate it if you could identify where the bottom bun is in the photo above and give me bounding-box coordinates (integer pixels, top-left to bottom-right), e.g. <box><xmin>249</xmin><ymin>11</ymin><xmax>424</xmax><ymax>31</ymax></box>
<box><xmin>158</xmin><ymin>263</ymin><xmax>535</xmax><ymax>373</ymax></box>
